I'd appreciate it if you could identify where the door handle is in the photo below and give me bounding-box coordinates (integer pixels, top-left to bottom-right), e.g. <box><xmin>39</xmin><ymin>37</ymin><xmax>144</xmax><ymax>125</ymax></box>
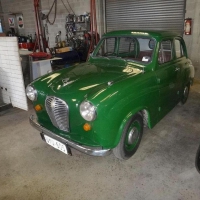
<box><xmin>157</xmin><ymin>78</ymin><xmax>160</xmax><ymax>83</ymax></box>
<box><xmin>175</xmin><ymin>67</ymin><xmax>180</xmax><ymax>72</ymax></box>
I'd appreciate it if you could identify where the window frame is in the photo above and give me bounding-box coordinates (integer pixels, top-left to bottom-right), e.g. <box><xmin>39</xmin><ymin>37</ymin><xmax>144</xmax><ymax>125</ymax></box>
<box><xmin>92</xmin><ymin>35</ymin><xmax>157</xmax><ymax>65</ymax></box>
<box><xmin>174</xmin><ymin>38</ymin><xmax>185</xmax><ymax>59</ymax></box>
<box><xmin>94</xmin><ymin>36</ymin><xmax>118</xmax><ymax>57</ymax></box>
<box><xmin>158</xmin><ymin>39</ymin><xmax>174</xmax><ymax>65</ymax></box>
<box><xmin>0</xmin><ymin>19</ymin><xmax>3</xmax><ymax>33</ymax></box>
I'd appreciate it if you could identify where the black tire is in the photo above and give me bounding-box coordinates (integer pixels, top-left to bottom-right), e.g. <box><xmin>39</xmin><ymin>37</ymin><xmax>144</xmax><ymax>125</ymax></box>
<box><xmin>180</xmin><ymin>84</ymin><xmax>190</xmax><ymax>104</ymax></box>
<box><xmin>113</xmin><ymin>114</ymin><xmax>143</xmax><ymax>160</ymax></box>
<box><xmin>195</xmin><ymin>145</ymin><xmax>200</xmax><ymax>174</ymax></box>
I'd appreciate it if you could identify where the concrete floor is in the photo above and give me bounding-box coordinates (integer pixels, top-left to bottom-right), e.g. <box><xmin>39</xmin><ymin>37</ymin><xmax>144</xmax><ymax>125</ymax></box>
<box><xmin>0</xmin><ymin>82</ymin><xmax>200</xmax><ymax>200</ymax></box>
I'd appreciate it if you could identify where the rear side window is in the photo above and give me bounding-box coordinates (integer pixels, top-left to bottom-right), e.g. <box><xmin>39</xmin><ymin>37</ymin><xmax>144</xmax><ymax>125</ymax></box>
<box><xmin>174</xmin><ymin>39</ymin><xmax>184</xmax><ymax>58</ymax></box>
<box><xmin>158</xmin><ymin>40</ymin><xmax>173</xmax><ymax>64</ymax></box>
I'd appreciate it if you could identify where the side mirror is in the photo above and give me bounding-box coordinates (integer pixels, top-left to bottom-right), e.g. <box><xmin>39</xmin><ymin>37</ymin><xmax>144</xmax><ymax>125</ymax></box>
<box><xmin>195</xmin><ymin>144</ymin><xmax>200</xmax><ymax>173</ymax></box>
<box><xmin>149</xmin><ymin>39</ymin><xmax>155</xmax><ymax>49</ymax></box>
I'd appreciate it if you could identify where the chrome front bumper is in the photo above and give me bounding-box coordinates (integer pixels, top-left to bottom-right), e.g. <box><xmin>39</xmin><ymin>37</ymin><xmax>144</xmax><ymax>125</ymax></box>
<box><xmin>29</xmin><ymin>115</ymin><xmax>111</xmax><ymax>157</ymax></box>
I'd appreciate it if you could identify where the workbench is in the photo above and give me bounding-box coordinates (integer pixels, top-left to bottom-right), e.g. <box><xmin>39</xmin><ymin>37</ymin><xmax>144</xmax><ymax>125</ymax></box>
<box><xmin>19</xmin><ymin>49</ymin><xmax>61</xmax><ymax>83</ymax></box>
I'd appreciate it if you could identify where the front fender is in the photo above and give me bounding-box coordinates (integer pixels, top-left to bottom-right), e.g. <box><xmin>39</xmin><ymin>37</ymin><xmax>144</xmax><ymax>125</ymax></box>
<box><xmin>89</xmin><ymin>72</ymin><xmax>159</xmax><ymax>149</ymax></box>
<box><xmin>114</xmin><ymin>106</ymin><xmax>151</xmax><ymax>148</ymax></box>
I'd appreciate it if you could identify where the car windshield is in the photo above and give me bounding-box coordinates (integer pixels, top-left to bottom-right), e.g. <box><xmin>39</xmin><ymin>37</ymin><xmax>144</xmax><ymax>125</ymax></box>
<box><xmin>95</xmin><ymin>36</ymin><xmax>156</xmax><ymax>63</ymax></box>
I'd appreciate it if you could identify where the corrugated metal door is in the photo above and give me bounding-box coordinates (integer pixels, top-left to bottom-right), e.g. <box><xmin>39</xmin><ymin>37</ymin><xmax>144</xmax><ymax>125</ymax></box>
<box><xmin>106</xmin><ymin>0</ymin><xmax>186</xmax><ymax>34</ymax></box>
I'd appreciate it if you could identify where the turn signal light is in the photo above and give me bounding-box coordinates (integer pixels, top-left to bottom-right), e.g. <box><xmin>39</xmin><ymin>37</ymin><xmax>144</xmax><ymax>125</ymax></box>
<box><xmin>83</xmin><ymin>123</ymin><xmax>91</xmax><ymax>131</ymax></box>
<box><xmin>34</xmin><ymin>104</ymin><xmax>42</xmax><ymax>112</ymax></box>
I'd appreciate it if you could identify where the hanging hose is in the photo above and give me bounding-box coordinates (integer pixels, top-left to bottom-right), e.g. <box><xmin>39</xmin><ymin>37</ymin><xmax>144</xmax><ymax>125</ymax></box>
<box><xmin>93</xmin><ymin>0</ymin><xmax>99</xmax><ymax>45</ymax></box>
<box><xmin>33</xmin><ymin>0</ymin><xmax>51</xmax><ymax>56</ymax></box>
<box><xmin>87</xmin><ymin>0</ymin><xmax>99</xmax><ymax>60</ymax></box>
<box><xmin>87</xmin><ymin>0</ymin><xmax>93</xmax><ymax>60</ymax></box>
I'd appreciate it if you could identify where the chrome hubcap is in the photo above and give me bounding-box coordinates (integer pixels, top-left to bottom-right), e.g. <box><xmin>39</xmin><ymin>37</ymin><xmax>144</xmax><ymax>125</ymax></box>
<box><xmin>127</xmin><ymin>127</ymin><xmax>138</xmax><ymax>145</ymax></box>
<box><xmin>184</xmin><ymin>87</ymin><xmax>189</xmax><ymax>98</ymax></box>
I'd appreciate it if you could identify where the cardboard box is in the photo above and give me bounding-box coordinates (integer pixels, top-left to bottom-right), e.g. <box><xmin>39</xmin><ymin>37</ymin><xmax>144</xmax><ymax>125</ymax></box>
<box><xmin>0</xmin><ymin>33</ymin><xmax>6</xmax><ymax>37</ymax></box>
<box><xmin>56</xmin><ymin>47</ymin><xmax>72</xmax><ymax>53</ymax></box>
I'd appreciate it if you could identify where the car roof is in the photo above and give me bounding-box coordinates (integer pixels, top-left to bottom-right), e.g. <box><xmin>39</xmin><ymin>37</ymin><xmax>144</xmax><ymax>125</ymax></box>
<box><xmin>103</xmin><ymin>30</ymin><xmax>181</xmax><ymax>38</ymax></box>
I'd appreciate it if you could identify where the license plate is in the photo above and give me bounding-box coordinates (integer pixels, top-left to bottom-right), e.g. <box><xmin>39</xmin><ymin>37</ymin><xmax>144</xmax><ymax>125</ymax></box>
<box><xmin>44</xmin><ymin>135</ymin><xmax>69</xmax><ymax>154</ymax></box>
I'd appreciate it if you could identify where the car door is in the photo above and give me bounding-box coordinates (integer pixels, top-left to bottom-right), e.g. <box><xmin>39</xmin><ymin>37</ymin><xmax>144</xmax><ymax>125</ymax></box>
<box><xmin>155</xmin><ymin>39</ymin><xmax>180</xmax><ymax>118</ymax></box>
<box><xmin>173</xmin><ymin>38</ymin><xmax>188</xmax><ymax>95</ymax></box>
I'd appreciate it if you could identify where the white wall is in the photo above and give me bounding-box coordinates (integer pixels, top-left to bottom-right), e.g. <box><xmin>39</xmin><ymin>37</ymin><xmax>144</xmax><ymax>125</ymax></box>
<box><xmin>0</xmin><ymin>37</ymin><xmax>28</xmax><ymax>111</ymax></box>
<box><xmin>184</xmin><ymin>0</ymin><xmax>200</xmax><ymax>79</ymax></box>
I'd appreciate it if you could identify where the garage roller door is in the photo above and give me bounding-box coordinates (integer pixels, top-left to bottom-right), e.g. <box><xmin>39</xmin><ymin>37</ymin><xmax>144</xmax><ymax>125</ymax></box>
<box><xmin>106</xmin><ymin>0</ymin><xmax>186</xmax><ymax>34</ymax></box>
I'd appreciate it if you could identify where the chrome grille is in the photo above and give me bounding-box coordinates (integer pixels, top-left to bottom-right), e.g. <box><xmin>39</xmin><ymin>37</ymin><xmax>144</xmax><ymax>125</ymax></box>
<box><xmin>45</xmin><ymin>96</ymin><xmax>69</xmax><ymax>132</ymax></box>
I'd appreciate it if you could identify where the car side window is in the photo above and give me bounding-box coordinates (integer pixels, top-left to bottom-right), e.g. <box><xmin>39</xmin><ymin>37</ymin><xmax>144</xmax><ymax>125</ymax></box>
<box><xmin>174</xmin><ymin>39</ymin><xmax>184</xmax><ymax>58</ymax></box>
<box><xmin>118</xmin><ymin>37</ymin><xmax>135</xmax><ymax>53</ymax></box>
<box><xmin>158</xmin><ymin>40</ymin><xmax>172</xmax><ymax>64</ymax></box>
<box><xmin>96</xmin><ymin>37</ymin><xmax>116</xmax><ymax>56</ymax></box>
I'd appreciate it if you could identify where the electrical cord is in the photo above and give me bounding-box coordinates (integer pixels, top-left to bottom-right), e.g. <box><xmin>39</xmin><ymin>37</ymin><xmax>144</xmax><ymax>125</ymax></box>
<box><xmin>46</xmin><ymin>0</ymin><xmax>73</xmax><ymax>25</ymax></box>
<box><xmin>66</xmin><ymin>0</ymin><xmax>75</xmax><ymax>15</ymax></box>
<box><xmin>60</xmin><ymin>0</ymin><xmax>70</xmax><ymax>13</ymax></box>
<box><xmin>46</xmin><ymin>0</ymin><xmax>57</xmax><ymax>25</ymax></box>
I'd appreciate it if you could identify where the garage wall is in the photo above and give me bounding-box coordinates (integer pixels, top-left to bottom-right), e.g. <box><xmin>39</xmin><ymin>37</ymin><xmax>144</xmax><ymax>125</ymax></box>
<box><xmin>1</xmin><ymin>0</ymin><xmax>35</xmax><ymax>36</ymax></box>
<box><xmin>1</xmin><ymin>0</ymin><xmax>90</xmax><ymax>48</ymax></box>
<box><xmin>1</xmin><ymin>0</ymin><xmax>199</xmax><ymax>79</ymax></box>
<box><xmin>184</xmin><ymin>0</ymin><xmax>200</xmax><ymax>80</ymax></box>
<box><xmin>41</xmin><ymin>0</ymin><xmax>90</xmax><ymax>47</ymax></box>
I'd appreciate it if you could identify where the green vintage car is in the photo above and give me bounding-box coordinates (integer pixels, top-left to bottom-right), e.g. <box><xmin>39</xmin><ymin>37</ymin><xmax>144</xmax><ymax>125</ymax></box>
<box><xmin>26</xmin><ymin>30</ymin><xmax>194</xmax><ymax>160</ymax></box>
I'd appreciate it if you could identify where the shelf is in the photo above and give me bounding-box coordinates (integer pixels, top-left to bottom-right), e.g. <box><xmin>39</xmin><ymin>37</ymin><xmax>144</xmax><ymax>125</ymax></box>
<box><xmin>76</xmin><ymin>21</ymin><xmax>87</xmax><ymax>23</ymax></box>
<box><xmin>73</xmin><ymin>30</ymin><xmax>87</xmax><ymax>32</ymax></box>
<box><xmin>9</xmin><ymin>12</ymin><xmax>23</xmax><ymax>15</ymax></box>
<box><xmin>66</xmin><ymin>21</ymin><xmax>86</xmax><ymax>24</ymax></box>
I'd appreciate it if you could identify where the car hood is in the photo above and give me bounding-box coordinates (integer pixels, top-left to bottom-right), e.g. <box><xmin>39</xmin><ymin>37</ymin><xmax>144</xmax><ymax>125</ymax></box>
<box><xmin>37</xmin><ymin>62</ymin><xmax>143</xmax><ymax>95</ymax></box>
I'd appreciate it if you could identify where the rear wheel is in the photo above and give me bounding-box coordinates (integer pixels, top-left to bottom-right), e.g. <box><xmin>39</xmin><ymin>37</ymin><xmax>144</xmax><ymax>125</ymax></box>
<box><xmin>180</xmin><ymin>84</ymin><xmax>190</xmax><ymax>104</ymax></box>
<box><xmin>113</xmin><ymin>114</ymin><xmax>143</xmax><ymax>160</ymax></box>
<box><xmin>195</xmin><ymin>145</ymin><xmax>200</xmax><ymax>174</ymax></box>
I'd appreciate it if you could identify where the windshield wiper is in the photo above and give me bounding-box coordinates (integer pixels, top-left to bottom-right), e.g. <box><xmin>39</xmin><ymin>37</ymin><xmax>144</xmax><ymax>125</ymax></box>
<box><xmin>106</xmin><ymin>56</ymin><xmax>124</xmax><ymax>59</ymax></box>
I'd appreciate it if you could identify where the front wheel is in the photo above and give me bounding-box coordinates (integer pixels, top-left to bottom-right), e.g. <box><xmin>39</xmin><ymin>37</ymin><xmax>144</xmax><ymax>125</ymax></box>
<box><xmin>113</xmin><ymin>114</ymin><xmax>143</xmax><ymax>160</ymax></box>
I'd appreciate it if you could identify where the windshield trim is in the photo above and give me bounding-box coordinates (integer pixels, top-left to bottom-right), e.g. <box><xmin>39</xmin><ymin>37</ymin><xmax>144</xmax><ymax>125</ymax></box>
<box><xmin>92</xmin><ymin>35</ymin><xmax>157</xmax><ymax>66</ymax></box>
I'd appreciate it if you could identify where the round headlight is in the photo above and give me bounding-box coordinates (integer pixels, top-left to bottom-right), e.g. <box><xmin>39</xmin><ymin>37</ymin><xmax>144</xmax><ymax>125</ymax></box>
<box><xmin>26</xmin><ymin>85</ymin><xmax>37</xmax><ymax>101</ymax></box>
<box><xmin>80</xmin><ymin>101</ymin><xmax>96</xmax><ymax>121</ymax></box>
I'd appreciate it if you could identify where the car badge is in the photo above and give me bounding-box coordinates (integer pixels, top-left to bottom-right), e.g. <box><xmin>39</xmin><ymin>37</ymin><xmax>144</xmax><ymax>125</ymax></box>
<box><xmin>62</xmin><ymin>77</ymin><xmax>77</xmax><ymax>86</ymax></box>
<box><xmin>62</xmin><ymin>78</ymin><xmax>70</xmax><ymax>85</ymax></box>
